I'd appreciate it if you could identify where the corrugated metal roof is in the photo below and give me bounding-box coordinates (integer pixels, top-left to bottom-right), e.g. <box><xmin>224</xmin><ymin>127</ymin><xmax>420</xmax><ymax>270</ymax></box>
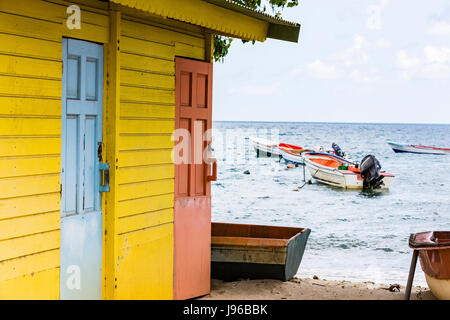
<box><xmin>206</xmin><ymin>0</ymin><xmax>299</xmax><ymax>26</ymax></box>
<box><xmin>203</xmin><ymin>0</ymin><xmax>300</xmax><ymax>42</ymax></box>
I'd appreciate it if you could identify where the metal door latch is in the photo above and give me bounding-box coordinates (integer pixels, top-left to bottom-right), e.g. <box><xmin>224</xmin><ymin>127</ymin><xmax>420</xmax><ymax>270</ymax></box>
<box><xmin>99</xmin><ymin>163</ymin><xmax>110</xmax><ymax>192</ymax></box>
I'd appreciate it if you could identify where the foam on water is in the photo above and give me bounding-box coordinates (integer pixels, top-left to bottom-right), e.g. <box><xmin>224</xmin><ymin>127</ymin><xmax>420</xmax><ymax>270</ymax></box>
<box><xmin>212</xmin><ymin>121</ymin><xmax>450</xmax><ymax>286</ymax></box>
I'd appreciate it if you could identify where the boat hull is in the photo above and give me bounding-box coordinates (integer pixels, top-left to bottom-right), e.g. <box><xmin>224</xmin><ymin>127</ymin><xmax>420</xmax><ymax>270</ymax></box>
<box><xmin>280</xmin><ymin>148</ymin><xmax>305</xmax><ymax>165</ymax></box>
<box><xmin>388</xmin><ymin>141</ymin><xmax>450</xmax><ymax>155</ymax></box>
<box><xmin>211</xmin><ymin>223</ymin><xmax>310</xmax><ymax>281</ymax></box>
<box><xmin>425</xmin><ymin>275</ymin><xmax>450</xmax><ymax>300</ymax></box>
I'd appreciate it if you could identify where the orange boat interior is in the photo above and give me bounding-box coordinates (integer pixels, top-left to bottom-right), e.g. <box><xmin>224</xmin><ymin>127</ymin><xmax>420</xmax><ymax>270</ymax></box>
<box><xmin>410</xmin><ymin>231</ymin><xmax>450</xmax><ymax>279</ymax></box>
<box><xmin>211</xmin><ymin>222</ymin><xmax>306</xmax><ymax>248</ymax></box>
<box><xmin>310</xmin><ymin>156</ymin><xmax>357</xmax><ymax>170</ymax></box>
<box><xmin>279</xmin><ymin>143</ymin><xmax>303</xmax><ymax>150</ymax></box>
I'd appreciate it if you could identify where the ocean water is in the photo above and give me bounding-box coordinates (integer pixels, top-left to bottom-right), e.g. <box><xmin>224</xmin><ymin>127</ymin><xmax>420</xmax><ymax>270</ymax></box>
<box><xmin>211</xmin><ymin>121</ymin><xmax>450</xmax><ymax>286</ymax></box>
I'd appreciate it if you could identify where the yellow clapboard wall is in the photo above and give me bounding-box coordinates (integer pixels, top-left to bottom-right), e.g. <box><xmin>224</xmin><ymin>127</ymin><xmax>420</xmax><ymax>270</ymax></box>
<box><xmin>114</xmin><ymin>15</ymin><xmax>206</xmax><ymax>300</ymax></box>
<box><xmin>0</xmin><ymin>0</ymin><xmax>211</xmax><ymax>300</ymax></box>
<box><xmin>0</xmin><ymin>0</ymin><xmax>109</xmax><ymax>299</ymax></box>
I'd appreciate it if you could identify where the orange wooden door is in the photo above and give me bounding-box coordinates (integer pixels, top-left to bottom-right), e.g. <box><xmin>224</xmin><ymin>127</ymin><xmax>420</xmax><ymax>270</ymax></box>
<box><xmin>174</xmin><ymin>57</ymin><xmax>215</xmax><ymax>300</ymax></box>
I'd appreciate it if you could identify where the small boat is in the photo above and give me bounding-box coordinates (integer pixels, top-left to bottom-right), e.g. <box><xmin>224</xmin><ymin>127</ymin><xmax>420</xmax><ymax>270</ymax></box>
<box><xmin>408</xmin><ymin>231</ymin><xmax>450</xmax><ymax>300</ymax></box>
<box><xmin>388</xmin><ymin>141</ymin><xmax>450</xmax><ymax>155</ymax></box>
<box><xmin>280</xmin><ymin>143</ymin><xmax>347</xmax><ymax>166</ymax></box>
<box><xmin>279</xmin><ymin>144</ymin><xmax>314</xmax><ymax>165</ymax></box>
<box><xmin>303</xmin><ymin>152</ymin><xmax>395</xmax><ymax>189</ymax></box>
<box><xmin>211</xmin><ymin>222</ymin><xmax>311</xmax><ymax>281</ymax></box>
<box><xmin>248</xmin><ymin>136</ymin><xmax>280</xmax><ymax>157</ymax></box>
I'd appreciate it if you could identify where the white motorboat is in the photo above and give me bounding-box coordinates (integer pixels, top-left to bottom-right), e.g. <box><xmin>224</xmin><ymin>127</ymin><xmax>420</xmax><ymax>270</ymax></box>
<box><xmin>303</xmin><ymin>152</ymin><xmax>395</xmax><ymax>189</ymax></box>
<box><xmin>388</xmin><ymin>141</ymin><xmax>450</xmax><ymax>155</ymax></box>
<box><xmin>248</xmin><ymin>136</ymin><xmax>280</xmax><ymax>157</ymax></box>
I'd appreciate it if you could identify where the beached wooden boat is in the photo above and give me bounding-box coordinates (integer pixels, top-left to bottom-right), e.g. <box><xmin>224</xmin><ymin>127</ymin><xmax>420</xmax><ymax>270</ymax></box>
<box><xmin>211</xmin><ymin>222</ymin><xmax>311</xmax><ymax>281</ymax></box>
<box><xmin>248</xmin><ymin>136</ymin><xmax>280</xmax><ymax>157</ymax></box>
<box><xmin>409</xmin><ymin>231</ymin><xmax>450</xmax><ymax>300</ymax></box>
<box><xmin>303</xmin><ymin>152</ymin><xmax>395</xmax><ymax>189</ymax></box>
<box><xmin>388</xmin><ymin>141</ymin><xmax>450</xmax><ymax>155</ymax></box>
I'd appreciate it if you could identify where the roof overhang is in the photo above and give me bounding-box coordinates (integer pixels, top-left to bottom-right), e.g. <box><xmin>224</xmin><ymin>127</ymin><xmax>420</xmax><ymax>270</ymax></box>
<box><xmin>203</xmin><ymin>0</ymin><xmax>300</xmax><ymax>42</ymax></box>
<box><xmin>109</xmin><ymin>0</ymin><xmax>300</xmax><ymax>43</ymax></box>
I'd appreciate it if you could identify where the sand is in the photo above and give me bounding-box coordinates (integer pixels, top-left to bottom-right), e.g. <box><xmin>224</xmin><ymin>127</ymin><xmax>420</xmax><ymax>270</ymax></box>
<box><xmin>200</xmin><ymin>277</ymin><xmax>436</xmax><ymax>300</ymax></box>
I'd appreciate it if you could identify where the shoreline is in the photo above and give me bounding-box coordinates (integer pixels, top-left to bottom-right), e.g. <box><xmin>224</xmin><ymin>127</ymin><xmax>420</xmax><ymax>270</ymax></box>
<box><xmin>200</xmin><ymin>277</ymin><xmax>435</xmax><ymax>300</ymax></box>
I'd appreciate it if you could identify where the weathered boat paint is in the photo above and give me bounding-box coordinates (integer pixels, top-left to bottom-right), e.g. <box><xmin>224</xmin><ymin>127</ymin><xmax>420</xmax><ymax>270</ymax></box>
<box><xmin>211</xmin><ymin>222</ymin><xmax>311</xmax><ymax>281</ymax></box>
<box><xmin>409</xmin><ymin>231</ymin><xmax>450</xmax><ymax>300</ymax></box>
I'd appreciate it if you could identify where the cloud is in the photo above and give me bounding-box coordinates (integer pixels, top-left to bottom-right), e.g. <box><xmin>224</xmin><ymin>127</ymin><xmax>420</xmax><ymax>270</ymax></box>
<box><xmin>395</xmin><ymin>47</ymin><xmax>450</xmax><ymax>79</ymax></box>
<box><xmin>396</xmin><ymin>51</ymin><xmax>420</xmax><ymax>69</ymax></box>
<box><xmin>424</xmin><ymin>46</ymin><xmax>450</xmax><ymax>63</ymax></box>
<box><xmin>290</xmin><ymin>66</ymin><xmax>303</xmax><ymax>78</ymax></box>
<box><xmin>396</xmin><ymin>51</ymin><xmax>420</xmax><ymax>79</ymax></box>
<box><xmin>350</xmin><ymin>69</ymin><xmax>380</xmax><ymax>83</ymax></box>
<box><xmin>307</xmin><ymin>60</ymin><xmax>339</xmax><ymax>79</ymax></box>
<box><xmin>428</xmin><ymin>22</ymin><xmax>450</xmax><ymax>36</ymax></box>
<box><xmin>305</xmin><ymin>35</ymin><xmax>378</xmax><ymax>82</ymax></box>
<box><xmin>376</xmin><ymin>39</ymin><xmax>392</xmax><ymax>48</ymax></box>
<box><xmin>334</xmin><ymin>34</ymin><xmax>369</xmax><ymax>67</ymax></box>
<box><xmin>422</xmin><ymin>46</ymin><xmax>450</xmax><ymax>78</ymax></box>
<box><xmin>229</xmin><ymin>82</ymin><xmax>281</xmax><ymax>97</ymax></box>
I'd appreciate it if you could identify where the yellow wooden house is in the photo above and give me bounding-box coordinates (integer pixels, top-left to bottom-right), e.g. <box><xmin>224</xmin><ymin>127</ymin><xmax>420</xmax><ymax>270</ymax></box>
<box><xmin>0</xmin><ymin>0</ymin><xmax>299</xmax><ymax>299</ymax></box>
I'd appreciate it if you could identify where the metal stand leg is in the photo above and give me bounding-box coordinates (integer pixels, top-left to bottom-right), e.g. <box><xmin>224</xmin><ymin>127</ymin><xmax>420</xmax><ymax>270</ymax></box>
<box><xmin>405</xmin><ymin>250</ymin><xmax>419</xmax><ymax>300</ymax></box>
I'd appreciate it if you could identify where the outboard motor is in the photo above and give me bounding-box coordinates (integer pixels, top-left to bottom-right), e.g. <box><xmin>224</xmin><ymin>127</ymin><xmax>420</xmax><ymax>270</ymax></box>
<box><xmin>360</xmin><ymin>155</ymin><xmax>384</xmax><ymax>189</ymax></box>
<box><xmin>332</xmin><ymin>143</ymin><xmax>345</xmax><ymax>158</ymax></box>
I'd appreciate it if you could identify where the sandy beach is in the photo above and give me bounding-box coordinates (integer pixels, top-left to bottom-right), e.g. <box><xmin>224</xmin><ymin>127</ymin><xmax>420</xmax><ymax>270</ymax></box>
<box><xmin>201</xmin><ymin>277</ymin><xmax>436</xmax><ymax>300</ymax></box>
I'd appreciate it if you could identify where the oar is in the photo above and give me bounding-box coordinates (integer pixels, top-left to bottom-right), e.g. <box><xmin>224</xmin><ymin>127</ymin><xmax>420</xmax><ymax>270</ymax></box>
<box><xmin>404</xmin><ymin>250</ymin><xmax>419</xmax><ymax>300</ymax></box>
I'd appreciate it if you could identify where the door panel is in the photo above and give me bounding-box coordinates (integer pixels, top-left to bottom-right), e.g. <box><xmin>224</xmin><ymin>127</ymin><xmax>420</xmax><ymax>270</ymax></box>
<box><xmin>174</xmin><ymin>57</ymin><xmax>213</xmax><ymax>300</ymax></box>
<box><xmin>178</xmin><ymin>118</ymin><xmax>191</xmax><ymax>197</ymax></box>
<box><xmin>65</xmin><ymin>116</ymin><xmax>78</xmax><ymax>214</ymax></box>
<box><xmin>83</xmin><ymin>116</ymin><xmax>96</xmax><ymax>211</ymax></box>
<box><xmin>194</xmin><ymin>119</ymin><xmax>206</xmax><ymax>196</ymax></box>
<box><xmin>61</xmin><ymin>38</ymin><xmax>103</xmax><ymax>300</ymax></box>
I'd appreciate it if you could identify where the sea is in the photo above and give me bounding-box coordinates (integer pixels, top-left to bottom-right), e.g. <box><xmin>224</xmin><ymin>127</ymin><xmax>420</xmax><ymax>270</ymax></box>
<box><xmin>211</xmin><ymin>121</ymin><xmax>450</xmax><ymax>286</ymax></box>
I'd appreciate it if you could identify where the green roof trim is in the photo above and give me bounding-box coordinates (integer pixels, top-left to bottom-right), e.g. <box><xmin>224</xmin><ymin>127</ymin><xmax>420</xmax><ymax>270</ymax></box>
<box><xmin>203</xmin><ymin>0</ymin><xmax>301</xmax><ymax>42</ymax></box>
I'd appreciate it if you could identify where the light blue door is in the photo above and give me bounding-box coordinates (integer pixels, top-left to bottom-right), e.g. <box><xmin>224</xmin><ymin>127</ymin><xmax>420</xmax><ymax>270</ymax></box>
<box><xmin>61</xmin><ymin>38</ymin><xmax>104</xmax><ymax>300</ymax></box>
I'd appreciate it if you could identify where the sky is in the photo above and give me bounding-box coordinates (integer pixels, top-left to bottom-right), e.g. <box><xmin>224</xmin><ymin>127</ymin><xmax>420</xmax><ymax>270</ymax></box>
<box><xmin>212</xmin><ymin>0</ymin><xmax>450</xmax><ymax>124</ymax></box>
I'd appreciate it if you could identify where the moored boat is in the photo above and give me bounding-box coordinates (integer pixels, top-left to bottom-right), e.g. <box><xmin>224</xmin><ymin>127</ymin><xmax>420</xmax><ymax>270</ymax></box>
<box><xmin>388</xmin><ymin>141</ymin><xmax>450</xmax><ymax>155</ymax></box>
<box><xmin>280</xmin><ymin>142</ymin><xmax>347</xmax><ymax>166</ymax></box>
<box><xmin>279</xmin><ymin>143</ymin><xmax>314</xmax><ymax>165</ymax></box>
<box><xmin>211</xmin><ymin>222</ymin><xmax>311</xmax><ymax>281</ymax></box>
<box><xmin>248</xmin><ymin>136</ymin><xmax>280</xmax><ymax>157</ymax></box>
<box><xmin>409</xmin><ymin>231</ymin><xmax>450</xmax><ymax>300</ymax></box>
<box><xmin>303</xmin><ymin>152</ymin><xmax>395</xmax><ymax>189</ymax></box>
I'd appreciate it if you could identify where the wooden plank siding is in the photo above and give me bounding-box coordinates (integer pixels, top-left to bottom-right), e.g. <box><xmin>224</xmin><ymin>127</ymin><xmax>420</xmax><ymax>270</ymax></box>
<box><xmin>114</xmin><ymin>15</ymin><xmax>206</xmax><ymax>299</ymax></box>
<box><xmin>0</xmin><ymin>0</ymin><xmax>209</xmax><ymax>300</ymax></box>
<box><xmin>0</xmin><ymin>0</ymin><xmax>109</xmax><ymax>299</ymax></box>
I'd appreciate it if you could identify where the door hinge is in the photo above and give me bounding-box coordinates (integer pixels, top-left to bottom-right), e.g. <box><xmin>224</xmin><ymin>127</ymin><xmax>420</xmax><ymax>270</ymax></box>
<box><xmin>59</xmin><ymin>184</ymin><xmax>62</xmax><ymax>198</ymax></box>
<box><xmin>98</xmin><ymin>142</ymin><xmax>103</xmax><ymax>162</ymax></box>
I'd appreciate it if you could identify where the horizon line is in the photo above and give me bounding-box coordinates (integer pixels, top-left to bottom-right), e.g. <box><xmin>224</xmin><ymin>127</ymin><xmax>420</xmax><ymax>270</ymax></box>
<box><xmin>212</xmin><ymin>120</ymin><xmax>450</xmax><ymax>126</ymax></box>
